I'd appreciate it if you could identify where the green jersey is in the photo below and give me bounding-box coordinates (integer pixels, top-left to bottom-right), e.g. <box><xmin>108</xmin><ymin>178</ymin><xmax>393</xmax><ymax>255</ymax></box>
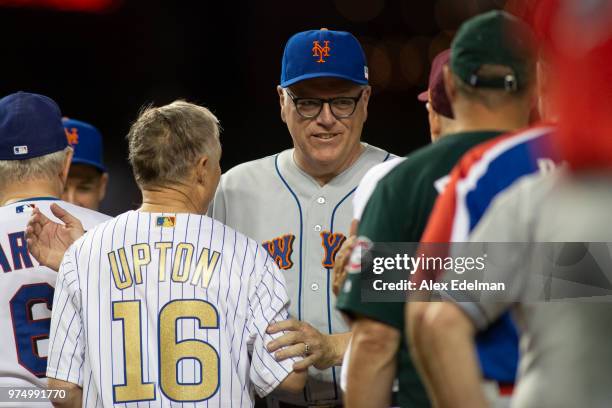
<box><xmin>336</xmin><ymin>131</ymin><xmax>502</xmax><ymax>408</ymax></box>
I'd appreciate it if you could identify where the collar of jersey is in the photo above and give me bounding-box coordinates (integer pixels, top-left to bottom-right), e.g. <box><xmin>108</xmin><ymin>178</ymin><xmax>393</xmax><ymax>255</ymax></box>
<box><xmin>10</xmin><ymin>197</ymin><xmax>60</xmax><ymax>204</ymax></box>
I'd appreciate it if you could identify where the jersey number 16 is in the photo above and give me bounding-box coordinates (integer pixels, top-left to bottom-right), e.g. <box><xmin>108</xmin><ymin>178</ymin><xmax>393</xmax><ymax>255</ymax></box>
<box><xmin>112</xmin><ymin>299</ymin><xmax>220</xmax><ymax>403</ymax></box>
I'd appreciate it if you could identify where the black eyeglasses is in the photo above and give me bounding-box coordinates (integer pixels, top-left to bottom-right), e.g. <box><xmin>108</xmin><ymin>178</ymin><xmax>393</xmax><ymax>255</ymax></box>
<box><xmin>285</xmin><ymin>88</ymin><xmax>364</xmax><ymax>119</ymax></box>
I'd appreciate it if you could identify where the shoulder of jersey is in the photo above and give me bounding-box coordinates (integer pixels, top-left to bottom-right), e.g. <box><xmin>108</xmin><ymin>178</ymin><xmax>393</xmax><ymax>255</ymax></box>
<box><xmin>202</xmin><ymin>217</ymin><xmax>266</xmax><ymax>265</ymax></box>
<box><xmin>375</xmin><ymin>153</ymin><xmax>418</xmax><ymax>187</ymax></box>
<box><xmin>362</xmin><ymin>142</ymin><xmax>396</xmax><ymax>159</ymax></box>
<box><xmin>0</xmin><ymin>199</ymin><xmax>110</xmax><ymax>227</ymax></box>
<box><xmin>57</xmin><ymin>201</ymin><xmax>112</xmax><ymax>228</ymax></box>
<box><xmin>221</xmin><ymin>151</ymin><xmax>281</xmax><ymax>182</ymax></box>
<box><xmin>398</xmin><ymin>135</ymin><xmax>452</xmax><ymax>168</ymax></box>
<box><xmin>458</xmin><ymin>125</ymin><xmax>555</xmax><ymax>177</ymax></box>
<box><xmin>67</xmin><ymin>207</ymin><xmax>117</xmax><ymax>246</ymax></box>
<box><xmin>220</xmin><ymin>220</ymin><xmax>262</xmax><ymax>251</ymax></box>
<box><xmin>514</xmin><ymin>167</ymin><xmax>563</xmax><ymax>204</ymax></box>
<box><xmin>361</xmin><ymin>157</ymin><xmax>405</xmax><ymax>181</ymax></box>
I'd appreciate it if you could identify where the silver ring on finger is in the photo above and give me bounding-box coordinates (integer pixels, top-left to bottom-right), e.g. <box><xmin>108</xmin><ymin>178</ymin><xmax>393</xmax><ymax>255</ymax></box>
<box><xmin>303</xmin><ymin>343</ymin><xmax>311</xmax><ymax>356</ymax></box>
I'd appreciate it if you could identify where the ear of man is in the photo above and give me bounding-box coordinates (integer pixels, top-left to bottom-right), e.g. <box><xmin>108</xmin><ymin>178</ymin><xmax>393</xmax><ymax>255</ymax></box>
<box><xmin>360</xmin><ymin>85</ymin><xmax>372</xmax><ymax>121</ymax></box>
<box><xmin>277</xmin><ymin>85</ymin><xmax>288</xmax><ymax>123</ymax></box>
<box><xmin>442</xmin><ymin>65</ymin><xmax>457</xmax><ymax>106</ymax></box>
<box><xmin>427</xmin><ymin>102</ymin><xmax>442</xmax><ymax>141</ymax></box>
<box><xmin>194</xmin><ymin>155</ymin><xmax>210</xmax><ymax>187</ymax></box>
<box><xmin>98</xmin><ymin>173</ymin><xmax>109</xmax><ymax>202</ymax></box>
<box><xmin>60</xmin><ymin>148</ymin><xmax>74</xmax><ymax>186</ymax></box>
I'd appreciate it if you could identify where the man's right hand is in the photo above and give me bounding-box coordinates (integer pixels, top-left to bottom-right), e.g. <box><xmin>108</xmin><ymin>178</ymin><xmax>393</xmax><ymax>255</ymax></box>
<box><xmin>26</xmin><ymin>203</ymin><xmax>85</xmax><ymax>271</ymax></box>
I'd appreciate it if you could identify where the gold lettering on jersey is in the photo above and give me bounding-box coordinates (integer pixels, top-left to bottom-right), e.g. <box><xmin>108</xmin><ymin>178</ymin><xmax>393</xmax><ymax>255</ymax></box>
<box><xmin>191</xmin><ymin>248</ymin><xmax>221</xmax><ymax>288</ymax></box>
<box><xmin>108</xmin><ymin>243</ymin><xmax>221</xmax><ymax>290</ymax></box>
<box><xmin>109</xmin><ymin>249</ymin><xmax>133</xmax><ymax>290</ymax></box>
<box><xmin>155</xmin><ymin>242</ymin><xmax>173</xmax><ymax>282</ymax></box>
<box><xmin>112</xmin><ymin>301</ymin><xmax>155</xmax><ymax>402</ymax></box>
<box><xmin>159</xmin><ymin>300</ymin><xmax>219</xmax><ymax>400</ymax></box>
<box><xmin>171</xmin><ymin>243</ymin><xmax>193</xmax><ymax>283</ymax></box>
<box><xmin>132</xmin><ymin>243</ymin><xmax>151</xmax><ymax>285</ymax></box>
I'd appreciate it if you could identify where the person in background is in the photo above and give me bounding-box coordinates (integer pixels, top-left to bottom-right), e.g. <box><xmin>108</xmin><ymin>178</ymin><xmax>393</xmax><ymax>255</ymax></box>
<box><xmin>61</xmin><ymin>118</ymin><xmax>108</xmax><ymax>211</ymax></box>
<box><xmin>336</xmin><ymin>11</ymin><xmax>537</xmax><ymax>408</ymax></box>
<box><xmin>331</xmin><ymin>48</ymin><xmax>457</xmax><ymax>407</ymax></box>
<box><xmin>408</xmin><ymin>1</ymin><xmax>612</xmax><ymax>406</ymax></box>
<box><xmin>0</xmin><ymin>92</ymin><xmax>110</xmax><ymax>408</ymax></box>
<box><xmin>417</xmin><ymin>49</ymin><xmax>456</xmax><ymax>142</ymax></box>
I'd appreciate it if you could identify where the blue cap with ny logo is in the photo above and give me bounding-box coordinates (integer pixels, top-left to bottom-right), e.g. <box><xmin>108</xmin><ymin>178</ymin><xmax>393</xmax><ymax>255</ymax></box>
<box><xmin>0</xmin><ymin>91</ymin><xmax>68</xmax><ymax>160</ymax></box>
<box><xmin>63</xmin><ymin>118</ymin><xmax>107</xmax><ymax>173</ymax></box>
<box><xmin>280</xmin><ymin>28</ymin><xmax>369</xmax><ymax>87</ymax></box>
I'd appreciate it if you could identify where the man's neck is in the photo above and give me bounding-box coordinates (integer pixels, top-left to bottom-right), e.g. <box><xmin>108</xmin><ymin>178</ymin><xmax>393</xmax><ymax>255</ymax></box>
<box><xmin>451</xmin><ymin>109</ymin><xmax>529</xmax><ymax>135</ymax></box>
<box><xmin>1</xmin><ymin>181</ymin><xmax>60</xmax><ymax>206</ymax></box>
<box><xmin>294</xmin><ymin>143</ymin><xmax>365</xmax><ymax>187</ymax></box>
<box><xmin>140</xmin><ymin>186</ymin><xmax>206</xmax><ymax>215</ymax></box>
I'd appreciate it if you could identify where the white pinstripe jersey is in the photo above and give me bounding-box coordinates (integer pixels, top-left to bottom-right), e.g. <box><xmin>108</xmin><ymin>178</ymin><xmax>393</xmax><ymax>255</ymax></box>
<box><xmin>47</xmin><ymin>211</ymin><xmax>298</xmax><ymax>407</ymax></box>
<box><xmin>0</xmin><ymin>198</ymin><xmax>109</xmax><ymax>407</ymax></box>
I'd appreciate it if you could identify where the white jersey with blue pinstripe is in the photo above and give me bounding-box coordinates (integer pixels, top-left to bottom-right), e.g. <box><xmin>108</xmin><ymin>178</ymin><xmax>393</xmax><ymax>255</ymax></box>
<box><xmin>209</xmin><ymin>143</ymin><xmax>394</xmax><ymax>405</ymax></box>
<box><xmin>0</xmin><ymin>198</ymin><xmax>109</xmax><ymax>407</ymax></box>
<box><xmin>46</xmin><ymin>211</ymin><xmax>298</xmax><ymax>407</ymax></box>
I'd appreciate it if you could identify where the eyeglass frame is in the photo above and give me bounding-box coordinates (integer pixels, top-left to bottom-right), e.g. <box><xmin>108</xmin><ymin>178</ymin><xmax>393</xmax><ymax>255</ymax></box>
<box><xmin>284</xmin><ymin>88</ymin><xmax>365</xmax><ymax>119</ymax></box>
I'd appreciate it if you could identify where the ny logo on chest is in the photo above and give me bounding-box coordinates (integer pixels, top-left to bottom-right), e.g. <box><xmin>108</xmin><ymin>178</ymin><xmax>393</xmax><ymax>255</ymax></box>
<box><xmin>263</xmin><ymin>232</ymin><xmax>346</xmax><ymax>270</ymax></box>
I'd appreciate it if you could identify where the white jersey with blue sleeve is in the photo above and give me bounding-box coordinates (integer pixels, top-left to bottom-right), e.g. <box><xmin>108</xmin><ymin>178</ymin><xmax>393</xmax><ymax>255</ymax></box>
<box><xmin>46</xmin><ymin>211</ymin><xmax>299</xmax><ymax>407</ymax></box>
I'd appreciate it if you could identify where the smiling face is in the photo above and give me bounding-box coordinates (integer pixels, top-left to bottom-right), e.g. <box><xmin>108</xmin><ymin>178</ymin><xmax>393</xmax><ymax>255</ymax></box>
<box><xmin>278</xmin><ymin>77</ymin><xmax>370</xmax><ymax>182</ymax></box>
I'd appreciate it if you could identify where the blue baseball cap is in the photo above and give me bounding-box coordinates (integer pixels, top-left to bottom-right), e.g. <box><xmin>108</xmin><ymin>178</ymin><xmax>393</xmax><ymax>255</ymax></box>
<box><xmin>63</xmin><ymin>118</ymin><xmax>107</xmax><ymax>173</ymax></box>
<box><xmin>280</xmin><ymin>28</ymin><xmax>369</xmax><ymax>87</ymax></box>
<box><xmin>0</xmin><ymin>92</ymin><xmax>68</xmax><ymax>160</ymax></box>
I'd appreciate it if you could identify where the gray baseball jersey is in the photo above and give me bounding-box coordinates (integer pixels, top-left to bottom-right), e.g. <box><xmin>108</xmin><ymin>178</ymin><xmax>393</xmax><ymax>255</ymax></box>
<box><xmin>209</xmin><ymin>143</ymin><xmax>394</xmax><ymax>404</ymax></box>
<box><xmin>0</xmin><ymin>198</ymin><xmax>109</xmax><ymax>407</ymax></box>
<box><xmin>46</xmin><ymin>211</ymin><xmax>299</xmax><ymax>407</ymax></box>
<box><xmin>448</xmin><ymin>171</ymin><xmax>612</xmax><ymax>408</ymax></box>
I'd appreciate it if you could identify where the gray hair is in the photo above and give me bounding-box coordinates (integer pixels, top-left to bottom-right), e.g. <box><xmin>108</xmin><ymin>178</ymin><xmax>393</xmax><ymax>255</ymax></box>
<box><xmin>0</xmin><ymin>146</ymin><xmax>71</xmax><ymax>190</ymax></box>
<box><xmin>127</xmin><ymin>100</ymin><xmax>221</xmax><ymax>187</ymax></box>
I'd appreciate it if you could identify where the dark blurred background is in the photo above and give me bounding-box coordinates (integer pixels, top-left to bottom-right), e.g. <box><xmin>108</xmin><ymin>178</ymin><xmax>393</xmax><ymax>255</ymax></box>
<box><xmin>0</xmin><ymin>0</ymin><xmax>511</xmax><ymax>215</ymax></box>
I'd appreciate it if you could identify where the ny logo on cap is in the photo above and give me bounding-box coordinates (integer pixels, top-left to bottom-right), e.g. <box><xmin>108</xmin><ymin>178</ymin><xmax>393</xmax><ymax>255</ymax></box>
<box><xmin>65</xmin><ymin>127</ymin><xmax>79</xmax><ymax>145</ymax></box>
<box><xmin>312</xmin><ymin>40</ymin><xmax>331</xmax><ymax>63</ymax></box>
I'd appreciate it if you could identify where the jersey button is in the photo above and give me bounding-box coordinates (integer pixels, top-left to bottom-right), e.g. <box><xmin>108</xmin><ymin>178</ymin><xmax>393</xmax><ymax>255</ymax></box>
<box><xmin>314</xmin><ymin>225</ymin><xmax>322</xmax><ymax>232</ymax></box>
<box><xmin>317</xmin><ymin>196</ymin><xmax>326</xmax><ymax>204</ymax></box>
<box><xmin>311</xmin><ymin>283</ymin><xmax>319</xmax><ymax>291</ymax></box>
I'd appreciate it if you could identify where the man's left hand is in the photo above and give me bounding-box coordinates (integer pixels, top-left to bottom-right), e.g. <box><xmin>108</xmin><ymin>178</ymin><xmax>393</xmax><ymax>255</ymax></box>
<box><xmin>267</xmin><ymin>318</ymin><xmax>340</xmax><ymax>371</ymax></box>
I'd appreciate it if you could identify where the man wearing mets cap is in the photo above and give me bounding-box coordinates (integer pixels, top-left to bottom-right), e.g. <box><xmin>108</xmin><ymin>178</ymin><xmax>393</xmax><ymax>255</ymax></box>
<box><xmin>0</xmin><ymin>92</ymin><xmax>109</xmax><ymax>406</ymax></box>
<box><xmin>209</xmin><ymin>28</ymin><xmax>396</xmax><ymax>406</ymax></box>
<box><xmin>61</xmin><ymin>118</ymin><xmax>108</xmax><ymax>211</ymax></box>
